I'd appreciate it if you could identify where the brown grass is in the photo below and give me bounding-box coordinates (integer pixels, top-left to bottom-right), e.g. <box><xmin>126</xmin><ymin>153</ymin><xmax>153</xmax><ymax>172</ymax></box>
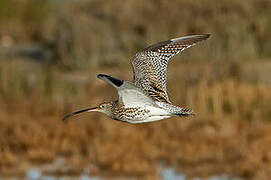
<box><xmin>0</xmin><ymin>0</ymin><xmax>271</xmax><ymax>179</ymax></box>
<box><xmin>1</xmin><ymin>0</ymin><xmax>271</xmax><ymax>68</ymax></box>
<box><xmin>0</xmin><ymin>60</ymin><xmax>270</xmax><ymax>179</ymax></box>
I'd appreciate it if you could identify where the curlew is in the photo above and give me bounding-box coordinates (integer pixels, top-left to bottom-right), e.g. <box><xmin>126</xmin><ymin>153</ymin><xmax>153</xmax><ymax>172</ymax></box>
<box><xmin>63</xmin><ymin>34</ymin><xmax>210</xmax><ymax>123</ymax></box>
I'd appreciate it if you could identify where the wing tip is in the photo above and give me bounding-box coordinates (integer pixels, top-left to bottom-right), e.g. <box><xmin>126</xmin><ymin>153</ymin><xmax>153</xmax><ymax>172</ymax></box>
<box><xmin>97</xmin><ymin>74</ymin><xmax>124</xmax><ymax>87</ymax></box>
<box><xmin>171</xmin><ymin>34</ymin><xmax>211</xmax><ymax>43</ymax></box>
<box><xmin>202</xmin><ymin>33</ymin><xmax>211</xmax><ymax>40</ymax></box>
<box><xmin>97</xmin><ymin>74</ymin><xmax>108</xmax><ymax>79</ymax></box>
<box><xmin>202</xmin><ymin>33</ymin><xmax>211</xmax><ymax>39</ymax></box>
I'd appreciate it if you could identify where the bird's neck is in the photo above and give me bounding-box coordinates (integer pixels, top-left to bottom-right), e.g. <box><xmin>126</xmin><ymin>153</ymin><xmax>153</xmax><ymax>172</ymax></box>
<box><xmin>102</xmin><ymin>100</ymin><xmax>118</xmax><ymax>118</ymax></box>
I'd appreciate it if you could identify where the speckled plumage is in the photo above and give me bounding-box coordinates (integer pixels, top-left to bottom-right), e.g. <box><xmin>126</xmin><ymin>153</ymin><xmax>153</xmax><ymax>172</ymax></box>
<box><xmin>108</xmin><ymin>100</ymin><xmax>150</xmax><ymax>122</ymax></box>
<box><xmin>63</xmin><ymin>34</ymin><xmax>210</xmax><ymax>124</ymax></box>
<box><xmin>132</xmin><ymin>34</ymin><xmax>210</xmax><ymax>103</ymax></box>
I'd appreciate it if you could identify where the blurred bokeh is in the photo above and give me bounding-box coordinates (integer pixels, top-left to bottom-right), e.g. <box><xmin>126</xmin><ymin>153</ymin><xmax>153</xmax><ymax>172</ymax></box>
<box><xmin>0</xmin><ymin>0</ymin><xmax>271</xmax><ymax>179</ymax></box>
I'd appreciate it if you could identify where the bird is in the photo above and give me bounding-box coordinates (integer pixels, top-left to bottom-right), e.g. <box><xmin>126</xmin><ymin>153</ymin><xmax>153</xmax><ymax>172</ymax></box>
<box><xmin>63</xmin><ymin>34</ymin><xmax>210</xmax><ymax>124</ymax></box>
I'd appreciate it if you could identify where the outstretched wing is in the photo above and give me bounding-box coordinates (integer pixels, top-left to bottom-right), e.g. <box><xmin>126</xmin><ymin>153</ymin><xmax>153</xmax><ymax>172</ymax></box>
<box><xmin>97</xmin><ymin>74</ymin><xmax>156</xmax><ymax>108</ymax></box>
<box><xmin>131</xmin><ymin>34</ymin><xmax>210</xmax><ymax>103</ymax></box>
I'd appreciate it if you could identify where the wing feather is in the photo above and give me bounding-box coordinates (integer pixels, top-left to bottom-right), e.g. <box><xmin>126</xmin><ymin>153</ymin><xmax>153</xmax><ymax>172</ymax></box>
<box><xmin>97</xmin><ymin>74</ymin><xmax>156</xmax><ymax>108</ymax></box>
<box><xmin>131</xmin><ymin>34</ymin><xmax>210</xmax><ymax>103</ymax></box>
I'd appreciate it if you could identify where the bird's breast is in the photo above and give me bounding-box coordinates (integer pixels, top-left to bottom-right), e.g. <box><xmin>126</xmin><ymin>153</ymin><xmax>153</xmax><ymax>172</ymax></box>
<box><xmin>112</xmin><ymin>104</ymin><xmax>171</xmax><ymax>123</ymax></box>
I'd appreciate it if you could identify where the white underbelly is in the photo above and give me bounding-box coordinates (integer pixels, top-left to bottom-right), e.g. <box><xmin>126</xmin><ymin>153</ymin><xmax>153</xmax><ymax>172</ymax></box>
<box><xmin>127</xmin><ymin>115</ymin><xmax>171</xmax><ymax>124</ymax></box>
<box><xmin>146</xmin><ymin>106</ymin><xmax>170</xmax><ymax>116</ymax></box>
<box><xmin>122</xmin><ymin>106</ymin><xmax>171</xmax><ymax>124</ymax></box>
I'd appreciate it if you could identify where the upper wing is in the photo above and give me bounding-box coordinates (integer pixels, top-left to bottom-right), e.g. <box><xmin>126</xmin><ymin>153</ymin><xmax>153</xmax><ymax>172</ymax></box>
<box><xmin>131</xmin><ymin>34</ymin><xmax>210</xmax><ymax>103</ymax></box>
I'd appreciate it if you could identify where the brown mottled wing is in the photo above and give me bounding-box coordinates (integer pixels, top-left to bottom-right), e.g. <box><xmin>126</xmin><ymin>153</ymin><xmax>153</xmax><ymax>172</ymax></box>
<box><xmin>131</xmin><ymin>34</ymin><xmax>210</xmax><ymax>103</ymax></box>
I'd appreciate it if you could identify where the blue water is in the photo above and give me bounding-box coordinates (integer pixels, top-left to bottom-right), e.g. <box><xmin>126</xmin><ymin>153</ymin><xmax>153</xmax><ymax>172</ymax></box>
<box><xmin>0</xmin><ymin>157</ymin><xmax>242</xmax><ymax>180</ymax></box>
<box><xmin>26</xmin><ymin>168</ymin><xmax>99</xmax><ymax>180</ymax></box>
<box><xmin>0</xmin><ymin>167</ymin><xmax>241</xmax><ymax>180</ymax></box>
<box><xmin>160</xmin><ymin>166</ymin><xmax>241</xmax><ymax>180</ymax></box>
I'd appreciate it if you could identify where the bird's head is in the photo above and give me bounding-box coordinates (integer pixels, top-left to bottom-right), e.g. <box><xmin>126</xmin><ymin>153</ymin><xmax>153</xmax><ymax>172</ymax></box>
<box><xmin>62</xmin><ymin>102</ymin><xmax>114</xmax><ymax>121</ymax></box>
<box><xmin>96</xmin><ymin>102</ymin><xmax>114</xmax><ymax>115</ymax></box>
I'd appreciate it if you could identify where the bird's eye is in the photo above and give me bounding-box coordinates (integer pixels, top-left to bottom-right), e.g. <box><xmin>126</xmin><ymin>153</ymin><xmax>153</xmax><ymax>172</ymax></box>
<box><xmin>100</xmin><ymin>104</ymin><xmax>105</xmax><ymax>108</ymax></box>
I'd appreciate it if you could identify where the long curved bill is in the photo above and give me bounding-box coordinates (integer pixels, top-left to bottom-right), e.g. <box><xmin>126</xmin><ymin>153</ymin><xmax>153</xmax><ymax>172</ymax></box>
<box><xmin>62</xmin><ymin>107</ymin><xmax>98</xmax><ymax>121</ymax></box>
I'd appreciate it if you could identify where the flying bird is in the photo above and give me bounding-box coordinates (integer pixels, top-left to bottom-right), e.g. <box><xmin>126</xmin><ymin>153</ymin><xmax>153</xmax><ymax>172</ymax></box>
<box><xmin>63</xmin><ymin>34</ymin><xmax>210</xmax><ymax>123</ymax></box>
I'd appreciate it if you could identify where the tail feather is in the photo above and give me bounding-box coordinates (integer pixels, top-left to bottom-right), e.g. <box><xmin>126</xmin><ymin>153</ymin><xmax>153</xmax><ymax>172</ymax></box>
<box><xmin>156</xmin><ymin>102</ymin><xmax>195</xmax><ymax>117</ymax></box>
<box><xmin>174</xmin><ymin>108</ymin><xmax>195</xmax><ymax>117</ymax></box>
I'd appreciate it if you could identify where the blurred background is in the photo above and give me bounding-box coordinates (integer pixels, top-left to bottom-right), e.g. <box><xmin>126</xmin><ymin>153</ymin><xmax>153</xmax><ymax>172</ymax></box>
<box><xmin>0</xmin><ymin>0</ymin><xmax>271</xmax><ymax>179</ymax></box>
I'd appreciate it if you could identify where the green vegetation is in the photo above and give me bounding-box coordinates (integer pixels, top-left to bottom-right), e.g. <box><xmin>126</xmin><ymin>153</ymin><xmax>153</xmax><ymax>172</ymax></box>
<box><xmin>1</xmin><ymin>0</ymin><xmax>271</xmax><ymax>68</ymax></box>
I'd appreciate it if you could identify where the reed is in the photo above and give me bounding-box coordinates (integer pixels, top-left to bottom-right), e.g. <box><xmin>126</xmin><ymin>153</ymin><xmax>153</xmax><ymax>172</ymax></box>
<box><xmin>0</xmin><ymin>0</ymin><xmax>271</xmax><ymax>178</ymax></box>
<box><xmin>0</xmin><ymin>60</ymin><xmax>270</xmax><ymax>179</ymax></box>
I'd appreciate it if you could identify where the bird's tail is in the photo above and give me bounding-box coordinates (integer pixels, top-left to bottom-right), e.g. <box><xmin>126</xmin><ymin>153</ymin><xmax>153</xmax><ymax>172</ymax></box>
<box><xmin>156</xmin><ymin>102</ymin><xmax>195</xmax><ymax>117</ymax></box>
<box><xmin>174</xmin><ymin>108</ymin><xmax>195</xmax><ymax>117</ymax></box>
